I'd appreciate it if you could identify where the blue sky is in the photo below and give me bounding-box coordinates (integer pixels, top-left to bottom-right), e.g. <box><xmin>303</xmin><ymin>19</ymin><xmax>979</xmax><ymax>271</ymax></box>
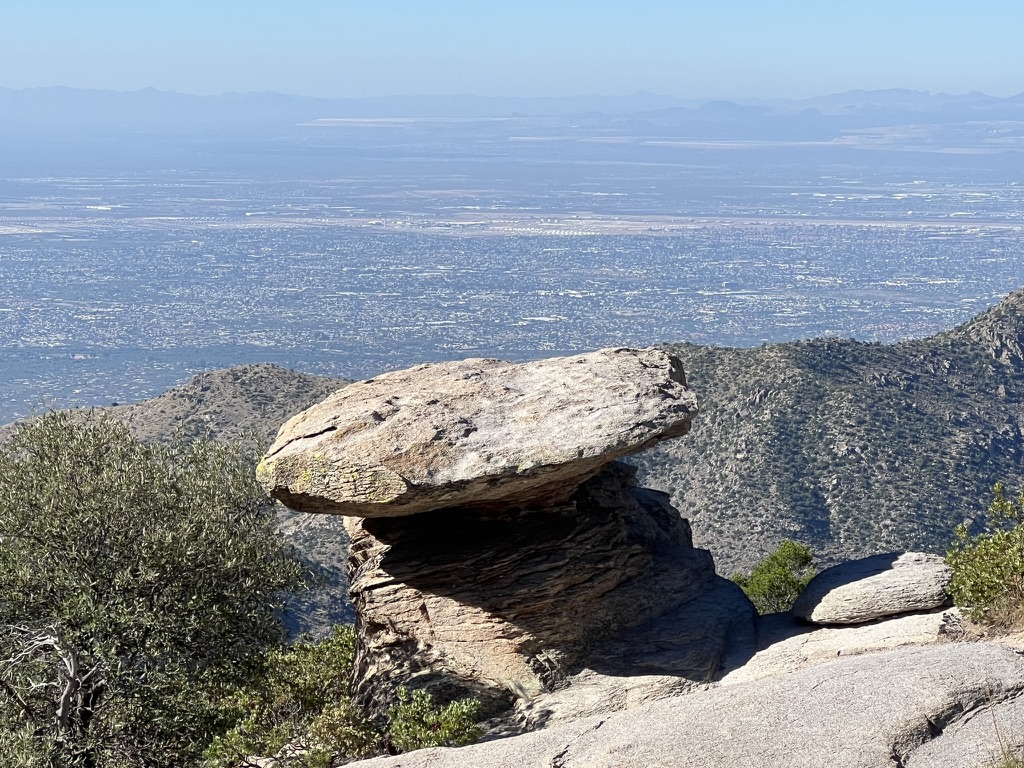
<box><xmin>3</xmin><ymin>0</ymin><xmax>1022</xmax><ymax>98</ymax></box>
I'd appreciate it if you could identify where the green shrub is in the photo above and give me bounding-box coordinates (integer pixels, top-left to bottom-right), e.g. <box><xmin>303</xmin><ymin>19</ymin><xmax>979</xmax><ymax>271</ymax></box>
<box><xmin>203</xmin><ymin>626</ymin><xmax>378</xmax><ymax>768</ymax></box>
<box><xmin>205</xmin><ymin>626</ymin><xmax>483</xmax><ymax>766</ymax></box>
<box><xmin>387</xmin><ymin>687</ymin><xmax>483</xmax><ymax>754</ymax></box>
<box><xmin>0</xmin><ymin>412</ymin><xmax>306</xmax><ymax>768</ymax></box>
<box><xmin>947</xmin><ymin>483</ymin><xmax>1024</xmax><ymax>628</ymax></box>
<box><xmin>0</xmin><ymin>722</ymin><xmax>55</xmax><ymax>768</ymax></box>
<box><xmin>732</xmin><ymin>539</ymin><xmax>816</xmax><ymax>614</ymax></box>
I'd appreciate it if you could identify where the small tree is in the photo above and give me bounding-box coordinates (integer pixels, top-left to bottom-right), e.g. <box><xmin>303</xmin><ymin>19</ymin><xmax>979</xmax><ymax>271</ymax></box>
<box><xmin>0</xmin><ymin>412</ymin><xmax>306</xmax><ymax>767</ymax></box>
<box><xmin>947</xmin><ymin>483</ymin><xmax>1024</xmax><ymax>628</ymax></box>
<box><xmin>732</xmin><ymin>540</ymin><xmax>816</xmax><ymax>614</ymax></box>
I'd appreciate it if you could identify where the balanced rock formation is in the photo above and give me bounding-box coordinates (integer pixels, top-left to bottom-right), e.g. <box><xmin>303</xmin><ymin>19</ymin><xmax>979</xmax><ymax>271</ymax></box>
<box><xmin>792</xmin><ymin>552</ymin><xmax>952</xmax><ymax>625</ymax></box>
<box><xmin>258</xmin><ymin>348</ymin><xmax>695</xmax><ymax>517</ymax></box>
<box><xmin>261</xmin><ymin>348</ymin><xmax>756</xmax><ymax>721</ymax></box>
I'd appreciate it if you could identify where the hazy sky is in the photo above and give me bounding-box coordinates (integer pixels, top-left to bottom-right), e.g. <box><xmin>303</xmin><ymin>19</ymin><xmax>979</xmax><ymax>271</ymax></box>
<box><xmin>4</xmin><ymin>0</ymin><xmax>1022</xmax><ymax>98</ymax></box>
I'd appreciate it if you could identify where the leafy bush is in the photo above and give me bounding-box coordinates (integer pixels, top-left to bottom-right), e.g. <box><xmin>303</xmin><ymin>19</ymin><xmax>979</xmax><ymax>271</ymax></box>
<box><xmin>0</xmin><ymin>412</ymin><xmax>482</xmax><ymax>767</ymax></box>
<box><xmin>731</xmin><ymin>539</ymin><xmax>816</xmax><ymax>614</ymax></box>
<box><xmin>0</xmin><ymin>412</ymin><xmax>306</xmax><ymax>767</ymax></box>
<box><xmin>203</xmin><ymin>626</ymin><xmax>377</xmax><ymax>768</ymax></box>
<box><xmin>205</xmin><ymin>625</ymin><xmax>482</xmax><ymax>766</ymax></box>
<box><xmin>387</xmin><ymin>687</ymin><xmax>482</xmax><ymax>754</ymax></box>
<box><xmin>947</xmin><ymin>483</ymin><xmax>1024</xmax><ymax>628</ymax></box>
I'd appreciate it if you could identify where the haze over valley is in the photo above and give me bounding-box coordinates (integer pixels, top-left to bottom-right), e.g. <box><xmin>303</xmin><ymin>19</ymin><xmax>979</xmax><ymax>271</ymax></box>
<box><xmin>3</xmin><ymin>88</ymin><xmax>1024</xmax><ymax>423</ymax></box>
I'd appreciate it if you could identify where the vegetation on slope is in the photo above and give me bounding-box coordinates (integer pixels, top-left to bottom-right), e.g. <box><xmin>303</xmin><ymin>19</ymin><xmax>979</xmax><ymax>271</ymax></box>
<box><xmin>7</xmin><ymin>292</ymin><xmax>1023</xmax><ymax>580</ymax></box>
<box><xmin>204</xmin><ymin>626</ymin><xmax>481</xmax><ymax>767</ymax></box>
<box><xmin>632</xmin><ymin>288</ymin><xmax>1024</xmax><ymax>572</ymax></box>
<box><xmin>0</xmin><ymin>412</ymin><xmax>306</xmax><ymax>767</ymax></box>
<box><xmin>947</xmin><ymin>483</ymin><xmax>1024</xmax><ymax>629</ymax></box>
<box><xmin>106</xmin><ymin>363</ymin><xmax>348</xmax><ymax>445</ymax></box>
<box><xmin>49</xmin><ymin>291</ymin><xmax>1022</xmax><ymax>581</ymax></box>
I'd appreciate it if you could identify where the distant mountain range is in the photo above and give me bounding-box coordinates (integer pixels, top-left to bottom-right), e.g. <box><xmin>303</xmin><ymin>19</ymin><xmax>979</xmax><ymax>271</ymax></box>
<box><xmin>5</xmin><ymin>288</ymin><xmax>1024</xmax><ymax>581</ymax></box>
<box><xmin>3</xmin><ymin>86</ymin><xmax>1024</xmax><ymax>140</ymax></box>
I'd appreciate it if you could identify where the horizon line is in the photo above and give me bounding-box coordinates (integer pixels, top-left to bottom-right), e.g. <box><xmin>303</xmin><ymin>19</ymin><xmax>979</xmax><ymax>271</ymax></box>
<box><xmin>1</xmin><ymin>84</ymin><xmax>1020</xmax><ymax>103</ymax></box>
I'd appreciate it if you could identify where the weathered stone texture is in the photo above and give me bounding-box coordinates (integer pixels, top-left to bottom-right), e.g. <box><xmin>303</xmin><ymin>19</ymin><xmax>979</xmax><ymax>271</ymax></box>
<box><xmin>792</xmin><ymin>552</ymin><xmax>952</xmax><ymax>625</ymax></box>
<box><xmin>346</xmin><ymin>463</ymin><xmax>742</xmax><ymax>717</ymax></box>
<box><xmin>258</xmin><ymin>348</ymin><xmax>696</xmax><ymax>517</ymax></box>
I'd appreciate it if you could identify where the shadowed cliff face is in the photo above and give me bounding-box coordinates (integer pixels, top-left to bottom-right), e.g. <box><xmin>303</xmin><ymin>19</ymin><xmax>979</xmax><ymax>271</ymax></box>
<box><xmin>345</xmin><ymin>463</ymin><xmax>726</xmax><ymax>717</ymax></box>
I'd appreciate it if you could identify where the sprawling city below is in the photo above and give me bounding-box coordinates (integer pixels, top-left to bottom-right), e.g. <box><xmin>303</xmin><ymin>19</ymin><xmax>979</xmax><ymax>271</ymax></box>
<box><xmin>2</xmin><ymin>98</ymin><xmax>1024</xmax><ymax>423</ymax></box>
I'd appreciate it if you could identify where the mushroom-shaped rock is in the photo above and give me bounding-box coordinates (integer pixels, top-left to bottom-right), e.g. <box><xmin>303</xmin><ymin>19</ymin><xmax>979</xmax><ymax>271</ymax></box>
<box><xmin>792</xmin><ymin>552</ymin><xmax>952</xmax><ymax>625</ymax></box>
<box><xmin>257</xmin><ymin>347</ymin><xmax>696</xmax><ymax>517</ymax></box>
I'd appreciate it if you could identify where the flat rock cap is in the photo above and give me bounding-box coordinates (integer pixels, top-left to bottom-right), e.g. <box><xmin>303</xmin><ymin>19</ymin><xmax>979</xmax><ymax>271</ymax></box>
<box><xmin>257</xmin><ymin>347</ymin><xmax>696</xmax><ymax>517</ymax></box>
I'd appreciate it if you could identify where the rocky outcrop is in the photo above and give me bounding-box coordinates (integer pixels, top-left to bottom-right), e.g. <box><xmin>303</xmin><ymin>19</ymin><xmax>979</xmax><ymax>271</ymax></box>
<box><xmin>792</xmin><ymin>552</ymin><xmax>952</xmax><ymax>624</ymax></box>
<box><xmin>262</xmin><ymin>348</ymin><xmax>755</xmax><ymax>722</ymax></box>
<box><xmin>952</xmin><ymin>286</ymin><xmax>1024</xmax><ymax>367</ymax></box>
<box><xmin>345</xmin><ymin>462</ymin><xmax>753</xmax><ymax>717</ymax></box>
<box><xmin>343</xmin><ymin>643</ymin><xmax>1024</xmax><ymax>768</ymax></box>
<box><xmin>721</xmin><ymin>608</ymin><xmax>961</xmax><ymax>684</ymax></box>
<box><xmin>258</xmin><ymin>348</ymin><xmax>696</xmax><ymax>517</ymax></box>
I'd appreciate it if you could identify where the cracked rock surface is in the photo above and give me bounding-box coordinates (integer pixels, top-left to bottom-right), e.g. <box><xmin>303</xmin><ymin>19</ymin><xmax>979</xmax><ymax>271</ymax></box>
<box><xmin>907</xmin><ymin>691</ymin><xmax>1024</xmax><ymax>767</ymax></box>
<box><xmin>257</xmin><ymin>347</ymin><xmax>696</xmax><ymax>517</ymax></box>
<box><xmin>343</xmin><ymin>643</ymin><xmax>1024</xmax><ymax>768</ymax></box>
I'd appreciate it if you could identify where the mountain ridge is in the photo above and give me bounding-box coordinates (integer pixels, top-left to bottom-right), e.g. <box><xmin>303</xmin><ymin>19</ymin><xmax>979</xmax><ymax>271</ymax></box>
<box><xmin>3</xmin><ymin>85</ymin><xmax>1024</xmax><ymax>125</ymax></box>
<box><xmin>634</xmin><ymin>287</ymin><xmax>1024</xmax><ymax>572</ymax></box>
<box><xmin>5</xmin><ymin>289</ymin><xmax>1024</xmax><ymax>576</ymax></box>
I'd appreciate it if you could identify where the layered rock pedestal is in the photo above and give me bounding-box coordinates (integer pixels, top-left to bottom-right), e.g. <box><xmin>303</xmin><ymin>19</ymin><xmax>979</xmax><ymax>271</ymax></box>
<box><xmin>259</xmin><ymin>348</ymin><xmax>755</xmax><ymax>719</ymax></box>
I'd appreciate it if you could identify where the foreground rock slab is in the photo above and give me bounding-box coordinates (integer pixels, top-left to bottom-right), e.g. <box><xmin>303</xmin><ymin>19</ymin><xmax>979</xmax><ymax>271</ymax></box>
<box><xmin>721</xmin><ymin>608</ymin><xmax>961</xmax><ymax>685</ymax></box>
<box><xmin>258</xmin><ymin>348</ymin><xmax>696</xmax><ymax>517</ymax></box>
<box><xmin>345</xmin><ymin>643</ymin><xmax>1024</xmax><ymax>768</ymax></box>
<box><xmin>792</xmin><ymin>551</ymin><xmax>952</xmax><ymax>624</ymax></box>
